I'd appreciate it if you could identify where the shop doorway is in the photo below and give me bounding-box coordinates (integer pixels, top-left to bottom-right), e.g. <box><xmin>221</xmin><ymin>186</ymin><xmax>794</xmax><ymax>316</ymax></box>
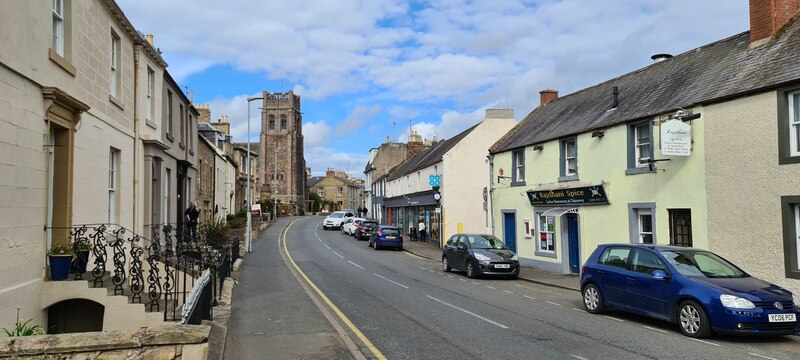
<box><xmin>566</xmin><ymin>213</ymin><xmax>580</xmax><ymax>274</ymax></box>
<box><xmin>503</xmin><ymin>212</ymin><xmax>517</xmax><ymax>253</ymax></box>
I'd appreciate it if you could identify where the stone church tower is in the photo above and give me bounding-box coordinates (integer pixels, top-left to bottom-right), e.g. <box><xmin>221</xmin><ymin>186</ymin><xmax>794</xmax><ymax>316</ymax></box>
<box><xmin>259</xmin><ymin>91</ymin><xmax>307</xmax><ymax>214</ymax></box>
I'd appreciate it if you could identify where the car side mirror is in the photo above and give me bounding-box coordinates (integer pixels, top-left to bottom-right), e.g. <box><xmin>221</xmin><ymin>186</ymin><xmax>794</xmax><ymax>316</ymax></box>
<box><xmin>651</xmin><ymin>270</ymin><xmax>669</xmax><ymax>280</ymax></box>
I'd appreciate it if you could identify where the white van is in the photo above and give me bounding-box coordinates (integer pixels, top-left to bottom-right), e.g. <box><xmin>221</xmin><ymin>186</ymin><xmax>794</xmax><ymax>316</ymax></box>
<box><xmin>322</xmin><ymin>210</ymin><xmax>354</xmax><ymax>230</ymax></box>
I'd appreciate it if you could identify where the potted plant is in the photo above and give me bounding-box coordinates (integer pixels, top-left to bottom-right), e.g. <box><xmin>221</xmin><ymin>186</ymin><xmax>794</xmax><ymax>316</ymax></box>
<box><xmin>73</xmin><ymin>238</ymin><xmax>92</xmax><ymax>274</ymax></box>
<box><xmin>47</xmin><ymin>244</ymin><xmax>74</xmax><ymax>281</ymax></box>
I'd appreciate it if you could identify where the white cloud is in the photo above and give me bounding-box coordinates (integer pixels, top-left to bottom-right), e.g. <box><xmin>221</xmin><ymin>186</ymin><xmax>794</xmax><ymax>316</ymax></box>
<box><xmin>335</xmin><ymin>105</ymin><xmax>382</xmax><ymax>137</ymax></box>
<box><xmin>202</xmin><ymin>93</ymin><xmax>263</xmax><ymax>143</ymax></box>
<box><xmin>303</xmin><ymin>121</ymin><xmax>333</xmax><ymax>148</ymax></box>
<box><xmin>305</xmin><ymin>146</ymin><xmax>369</xmax><ymax>178</ymax></box>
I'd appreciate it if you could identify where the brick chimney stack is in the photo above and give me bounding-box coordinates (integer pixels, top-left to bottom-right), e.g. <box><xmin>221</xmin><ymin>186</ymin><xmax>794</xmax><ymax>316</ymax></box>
<box><xmin>540</xmin><ymin>89</ymin><xmax>558</xmax><ymax>106</ymax></box>
<box><xmin>750</xmin><ymin>0</ymin><xmax>800</xmax><ymax>43</ymax></box>
<box><xmin>326</xmin><ymin>168</ymin><xmax>335</xmax><ymax>178</ymax></box>
<box><xmin>406</xmin><ymin>130</ymin><xmax>426</xmax><ymax>158</ymax></box>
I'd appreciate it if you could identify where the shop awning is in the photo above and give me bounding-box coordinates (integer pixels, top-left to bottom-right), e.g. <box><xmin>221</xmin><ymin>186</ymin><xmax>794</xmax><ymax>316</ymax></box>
<box><xmin>540</xmin><ymin>207</ymin><xmax>579</xmax><ymax>217</ymax></box>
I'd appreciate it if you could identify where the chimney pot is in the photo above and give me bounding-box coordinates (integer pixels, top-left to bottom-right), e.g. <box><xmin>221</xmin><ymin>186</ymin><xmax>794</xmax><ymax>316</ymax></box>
<box><xmin>539</xmin><ymin>89</ymin><xmax>558</xmax><ymax>106</ymax></box>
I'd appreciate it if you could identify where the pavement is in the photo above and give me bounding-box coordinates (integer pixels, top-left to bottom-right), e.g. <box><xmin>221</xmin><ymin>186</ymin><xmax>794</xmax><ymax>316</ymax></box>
<box><xmin>401</xmin><ymin>239</ymin><xmax>581</xmax><ymax>292</ymax></box>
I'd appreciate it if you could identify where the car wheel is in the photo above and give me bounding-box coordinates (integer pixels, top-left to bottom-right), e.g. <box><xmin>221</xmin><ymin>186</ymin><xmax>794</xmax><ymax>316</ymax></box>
<box><xmin>442</xmin><ymin>257</ymin><xmax>451</xmax><ymax>272</ymax></box>
<box><xmin>466</xmin><ymin>260</ymin><xmax>476</xmax><ymax>279</ymax></box>
<box><xmin>677</xmin><ymin>300</ymin><xmax>712</xmax><ymax>338</ymax></box>
<box><xmin>582</xmin><ymin>284</ymin><xmax>605</xmax><ymax>314</ymax></box>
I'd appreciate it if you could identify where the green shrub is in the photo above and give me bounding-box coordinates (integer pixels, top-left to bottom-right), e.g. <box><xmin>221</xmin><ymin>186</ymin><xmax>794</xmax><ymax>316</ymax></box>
<box><xmin>2</xmin><ymin>309</ymin><xmax>44</xmax><ymax>337</ymax></box>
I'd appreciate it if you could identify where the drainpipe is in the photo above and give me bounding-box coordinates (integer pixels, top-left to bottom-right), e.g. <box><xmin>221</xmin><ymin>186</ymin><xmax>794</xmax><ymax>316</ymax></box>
<box><xmin>133</xmin><ymin>45</ymin><xmax>141</xmax><ymax>233</ymax></box>
<box><xmin>487</xmin><ymin>153</ymin><xmax>495</xmax><ymax>235</ymax></box>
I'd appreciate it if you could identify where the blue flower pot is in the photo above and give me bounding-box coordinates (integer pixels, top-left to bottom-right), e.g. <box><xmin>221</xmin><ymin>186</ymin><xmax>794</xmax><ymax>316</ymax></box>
<box><xmin>49</xmin><ymin>255</ymin><xmax>73</xmax><ymax>281</ymax></box>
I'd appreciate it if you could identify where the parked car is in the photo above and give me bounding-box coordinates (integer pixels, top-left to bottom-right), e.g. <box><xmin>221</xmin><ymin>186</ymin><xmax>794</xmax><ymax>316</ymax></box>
<box><xmin>580</xmin><ymin>244</ymin><xmax>800</xmax><ymax>338</ymax></box>
<box><xmin>442</xmin><ymin>234</ymin><xmax>519</xmax><ymax>279</ymax></box>
<box><xmin>355</xmin><ymin>220</ymin><xmax>379</xmax><ymax>240</ymax></box>
<box><xmin>369</xmin><ymin>226</ymin><xmax>403</xmax><ymax>250</ymax></box>
<box><xmin>322</xmin><ymin>211</ymin><xmax>354</xmax><ymax>230</ymax></box>
<box><xmin>341</xmin><ymin>217</ymin><xmax>366</xmax><ymax>235</ymax></box>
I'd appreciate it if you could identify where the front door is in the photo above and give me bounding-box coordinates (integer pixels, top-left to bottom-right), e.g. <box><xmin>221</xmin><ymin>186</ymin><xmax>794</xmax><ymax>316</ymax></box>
<box><xmin>567</xmin><ymin>214</ymin><xmax>580</xmax><ymax>274</ymax></box>
<box><xmin>503</xmin><ymin>212</ymin><xmax>517</xmax><ymax>253</ymax></box>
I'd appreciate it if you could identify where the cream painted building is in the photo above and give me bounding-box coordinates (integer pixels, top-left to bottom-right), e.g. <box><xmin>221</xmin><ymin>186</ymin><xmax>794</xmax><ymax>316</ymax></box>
<box><xmin>384</xmin><ymin>110</ymin><xmax>516</xmax><ymax>246</ymax></box>
<box><xmin>489</xmin><ymin>0</ymin><xmax>800</xmax><ymax>295</ymax></box>
<box><xmin>0</xmin><ymin>0</ymin><xmax>171</xmax><ymax>331</ymax></box>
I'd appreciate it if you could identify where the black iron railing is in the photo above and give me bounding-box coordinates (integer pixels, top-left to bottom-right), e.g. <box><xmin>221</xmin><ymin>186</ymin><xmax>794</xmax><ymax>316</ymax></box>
<box><xmin>50</xmin><ymin>222</ymin><xmax>237</xmax><ymax>322</ymax></box>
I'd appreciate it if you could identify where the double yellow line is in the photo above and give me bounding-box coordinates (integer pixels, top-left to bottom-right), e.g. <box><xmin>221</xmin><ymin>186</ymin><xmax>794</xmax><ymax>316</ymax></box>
<box><xmin>281</xmin><ymin>221</ymin><xmax>387</xmax><ymax>360</ymax></box>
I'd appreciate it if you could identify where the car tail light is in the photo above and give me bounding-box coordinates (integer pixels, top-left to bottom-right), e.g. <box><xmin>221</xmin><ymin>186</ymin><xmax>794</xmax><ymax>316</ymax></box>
<box><xmin>581</xmin><ymin>265</ymin><xmax>585</xmax><ymax>275</ymax></box>
<box><xmin>376</xmin><ymin>230</ymin><xmax>382</xmax><ymax>236</ymax></box>
<box><xmin>359</xmin><ymin>226</ymin><xmax>365</xmax><ymax>231</ymax></box>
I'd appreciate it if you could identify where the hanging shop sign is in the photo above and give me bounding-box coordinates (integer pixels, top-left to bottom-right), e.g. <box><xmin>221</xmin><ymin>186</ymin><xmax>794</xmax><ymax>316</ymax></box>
<box><xmin>661</xmin><ymin>119</ymin><xmax>692</xmax><ymax>156</ymax></box>
<box><xmin>527</xmin><ymin>185</ymin><xmax>609</xmax><ymax>206</ymax></box>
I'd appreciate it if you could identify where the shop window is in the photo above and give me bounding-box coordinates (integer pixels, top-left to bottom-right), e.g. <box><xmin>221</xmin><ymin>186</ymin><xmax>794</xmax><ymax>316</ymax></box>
<box><xmin>559</xmin><ymin>137</ymin><xmax>578</xmax><ymax>181</ymax></box>
<box><xmin>536</xmin><ymin>213</ymin><xmax>556</xmax><ymax>254</ymax></box>
<box><xmin>626</xmin><ymin>120</ymin><xmax>655</xmax><ymax>175</ymax></box>
<box><xmin>511</xmin><ymin>149</ymin><xmax>525</xmax><ymax>186</ymax></box>
<box><xmin>781</xmin><ymin>196</ymin><xmax>800</xmax><ymax>279</ymax></box>
<box><xmin>668</xmin><ymin>209</ymin><xmax>692</xmax><ymax>247</ymax></box>
<box><xmin>628</xmin><ymin>203</ymin><xmax>656</xmax><ymax>244</ymax></box>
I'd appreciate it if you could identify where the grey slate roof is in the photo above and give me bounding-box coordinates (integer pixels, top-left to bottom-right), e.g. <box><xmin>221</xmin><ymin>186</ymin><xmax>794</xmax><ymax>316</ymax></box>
<box><xmin>491</xmin><ymin>19</ymin><xmax>800</xmax><ymax>154</ymax></box>
<box><xmin>233</xmin><ymin>142</ymin><xmax>260</xmax><ymax>155</ymax></box>
<box><xmin>386</xmin><ymin>124</ymin><xmax>480</xmax><ymax>181</ymax></box>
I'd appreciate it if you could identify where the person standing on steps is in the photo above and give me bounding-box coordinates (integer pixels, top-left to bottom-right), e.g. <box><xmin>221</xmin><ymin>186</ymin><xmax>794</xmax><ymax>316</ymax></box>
<box><xmin>184</xmin><ymin>201</ymin><xmax>200</xmax><ymax>242</ymax></box>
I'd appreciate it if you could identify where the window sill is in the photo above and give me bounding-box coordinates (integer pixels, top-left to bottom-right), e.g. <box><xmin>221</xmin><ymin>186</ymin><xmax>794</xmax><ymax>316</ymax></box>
<box><xmin>510</xmin><ymin>180</ymin><xmax>526</xmax><ymax>187</ymax></box>
<box><xmin>179</xmin><ymin>143</ymin><xmax>186</xmax><ymax>150</ymax></box>
<box><xmin>189</xmin><ymin>149</ymin><xmax>194</xmax><ymax>156</ymax></box>
<box><xmin>778</xmin><ymin>154</ymin><xmax>800</xmax><ymax>165</ymax></box>
<box><xmin>48</xmin><ymin>48</ymin><xmax>76</xmax><ymax>76</ymax></box>
<box><xmin>535</xmin><ymin>250</ymin><xmax>557</xmax><ymax>258</ymax></box>
<box><xmin>145</xmin><ymin>119</ymin><xmax>157</xmax><ymax>130</ymax></box>
<box><xmin>109</xmin><ymin>95</ymin><xmax>125</xmax><ymax>111</ymax></box>
<box><xmin>167</xmin><ymin>134</ymin><xmax>174</xmax><ymax>142</ymax></box>
<box><xmin>558</xmin><ymin>175</ymin><xmax>579</xmax><ymax>182</ymax></box>
<box><xmin>625</xmin><ymin>167</ymin><xmax>655</xmax><ymax>175</ymax></box>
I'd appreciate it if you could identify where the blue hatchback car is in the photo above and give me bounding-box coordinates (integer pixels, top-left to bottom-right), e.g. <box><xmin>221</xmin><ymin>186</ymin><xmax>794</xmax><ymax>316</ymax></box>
<box><xmin>369</xmin><ymin>225</ymin><xmax>403</xmax><ymax>250</ymax></box>
<box><xmin>580</xmin><ymin>244</ymin><xmax>800</xmax><ymax>338</ymax></box>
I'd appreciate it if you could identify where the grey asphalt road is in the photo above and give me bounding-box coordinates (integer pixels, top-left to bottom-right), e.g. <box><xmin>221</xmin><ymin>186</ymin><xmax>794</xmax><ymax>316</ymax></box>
<box><xmin>224</xmin><ymin>216</ymin><xmax>354</xmax><ymax>360</ymax></box>
<box><xmin>289</xmin><ymin>216</ymin><xmax>800</xmax><ymax>360</ymax></box>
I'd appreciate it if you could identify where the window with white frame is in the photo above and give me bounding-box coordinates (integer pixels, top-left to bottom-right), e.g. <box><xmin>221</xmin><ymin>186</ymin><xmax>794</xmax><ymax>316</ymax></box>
<box><xmin>637</xmin><ymin>209</ymin><xmax>654</xmax><ymax>244</ymax></box>
<box><xmin>560</xmin><ymin>138</ymin><xmax>577</xmax><ymax>178</ymax></box>
<box><xmin>337</xmin><ymin>187</ymin><xmax>343</xmax><ymax>196</ymax></box>
<box><xmin>52</xmin><ymin>0</ymin><xmax>64</xmax><ymax>56</ymax></box>
<box><xmin>537</xmin><ymin>214</ymin><xmax>556</xmax><ymax>252</ymax></box>
<box><xmin>318</xmin><ymin>187</ymin><xmax>325</xmax><ymax>197</ymax></box>
<box><xmin>512</xmin><ymin>149</ymin><xmax>525</xmax><ymax>185</ymax></box>
<box><xmin>146</xmin><ymin>67</ymin><xmax>154</xmax><ymax>122</ymax></box>
<box><xmin>634</xmin><ymin>123</ymin><xmax>651</xmax><ymax>167</ymax></box>
<box><xmin>790</xmin><ymin>91</ymin><xmax>800</xmax><ymax>157</ymax></box>
<box><xmin>108</xmin><ymin>149</ymin><xmax>118</xmax><ymax>226</ymax></box>
<box><xmin>110</xmin><ymin>31</ymin><xmax>120</xmax><ymax>97</ymax></box>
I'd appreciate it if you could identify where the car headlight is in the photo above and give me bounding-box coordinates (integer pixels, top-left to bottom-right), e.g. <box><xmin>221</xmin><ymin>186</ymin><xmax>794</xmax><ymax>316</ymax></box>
<box><xmin>720</xmin><ymin>294</ymin><xmax>756</xmax><ymax>309</ymax></box>
<box><xmin>473</xmin><ymin>253</ymin><xmax>491</xmax><ymax>262</ymax></box>
<box><xmin>793</xmin><ymin>293</ymin><xmax>800</xmax><ymax>306</ymax></box>
<box><xmin>511</xmin><ymin>254</ymin><xmax>518</xmax><ymax>261</ymax></box>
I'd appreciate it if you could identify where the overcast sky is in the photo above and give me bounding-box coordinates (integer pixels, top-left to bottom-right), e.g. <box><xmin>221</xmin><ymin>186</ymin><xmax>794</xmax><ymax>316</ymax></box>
<box><xmin>117</xmin><ymin>0</ymin><xmax>749</xmax><ymax>177</ymax></box>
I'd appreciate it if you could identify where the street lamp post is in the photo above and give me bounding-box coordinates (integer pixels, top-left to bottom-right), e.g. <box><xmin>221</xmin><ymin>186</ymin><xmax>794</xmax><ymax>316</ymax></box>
<box><xmin>246</xmin><ymin>96</ymin><xmax>263</xmax><ymax>253</ymax></box>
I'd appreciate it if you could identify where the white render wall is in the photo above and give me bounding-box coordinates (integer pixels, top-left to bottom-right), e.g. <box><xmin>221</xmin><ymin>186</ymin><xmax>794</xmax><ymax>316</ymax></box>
<box><xmin>442</xmin><ymin>110</ymin><xmax>516</xmax><ymax>240</ymax></box>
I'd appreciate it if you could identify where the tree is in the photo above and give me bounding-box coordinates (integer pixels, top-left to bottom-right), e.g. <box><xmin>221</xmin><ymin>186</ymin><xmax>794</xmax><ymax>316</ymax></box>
<box><xmin>308</xmin><ymin>192</ymin><xmax>323</xmax><ymax>213</ymax></box>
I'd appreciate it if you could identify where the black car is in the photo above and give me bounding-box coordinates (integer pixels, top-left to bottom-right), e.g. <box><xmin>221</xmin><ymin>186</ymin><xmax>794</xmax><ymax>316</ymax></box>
<box><xmin>442</xmin><ymin>234</ymin><xmax>519</xmax><ymax>279</ymax></box>
<box><xmin>355</xmin><ymin>220</ymin><xmax>379</xmax><ymax>240</ymax></box>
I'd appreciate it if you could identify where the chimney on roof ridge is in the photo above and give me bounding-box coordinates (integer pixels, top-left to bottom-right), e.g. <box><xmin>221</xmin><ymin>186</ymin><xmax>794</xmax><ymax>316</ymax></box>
<box><xmin>540</xmin><ymin>89</ymin><xmax>558</xmax><ymax>106</ymax></box>
<box><xmin>146</xmin><ymin>34</ymin><xmax>154</xmax><ymax>46</ymax></box>
<box><xmin>750</xmin><ymin>0</ymin><xmax>800</xmax><ymax>43</ymax></box>
<box><xmin>326</xmin><ymin>168</ymin><xmax>335</xmax><ymax>177</ymax></box>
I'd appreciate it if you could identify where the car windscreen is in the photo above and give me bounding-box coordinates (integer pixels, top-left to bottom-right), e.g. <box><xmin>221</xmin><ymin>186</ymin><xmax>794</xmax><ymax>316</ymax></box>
<box><xmin>330</xmin><ymin>213</ymin><xmax>344</xmax><ymax>218</ymax></box>
<box><xmin>363</xmin><ymin>222</ymin><xmax>378</xmax><ymax>229</ymax></box>
<box><xmin>659</xmin><ymin>250</ymin><xmax>748</xmax><ymax>278</ymax></box>
<box><xmin>466</xmin><ymin>235</ymin><xmax>507</xmax><ymax>250</ymax></box>
<box><xmin>381</xmin><ymin>228</ymin><xmax>400</xmax><ymax>236</ymax></box>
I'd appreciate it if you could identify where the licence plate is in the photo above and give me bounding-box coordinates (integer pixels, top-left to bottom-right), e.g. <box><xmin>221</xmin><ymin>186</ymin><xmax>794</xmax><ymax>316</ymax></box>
<box><xmin>768</xmin><ymin>313</ymin><xmax>796</xmax><ymax>323</ymax></box>
<box><xmin>386</xmin><ymin>236</ymin><xmax>395</xmax><ymax>239</ymax></box>
<box><xmin>494</xmin><ymin>264</ymin><xmax>510</xmax><ymax>269</ymax></box>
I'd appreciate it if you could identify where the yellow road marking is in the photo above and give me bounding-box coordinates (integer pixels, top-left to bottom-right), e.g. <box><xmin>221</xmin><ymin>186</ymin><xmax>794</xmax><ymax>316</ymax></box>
<box><xmin>282</xmin><ymin>220</ymin><xmax>387</xmax><ymax>360</ymax></box>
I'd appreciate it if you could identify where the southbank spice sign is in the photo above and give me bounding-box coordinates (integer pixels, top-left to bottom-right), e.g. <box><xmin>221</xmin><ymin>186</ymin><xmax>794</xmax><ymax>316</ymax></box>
<box><xmin>527</xmin><ymin>185</ymin><xmax>609</xmax><ymax>206</ymax></box>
